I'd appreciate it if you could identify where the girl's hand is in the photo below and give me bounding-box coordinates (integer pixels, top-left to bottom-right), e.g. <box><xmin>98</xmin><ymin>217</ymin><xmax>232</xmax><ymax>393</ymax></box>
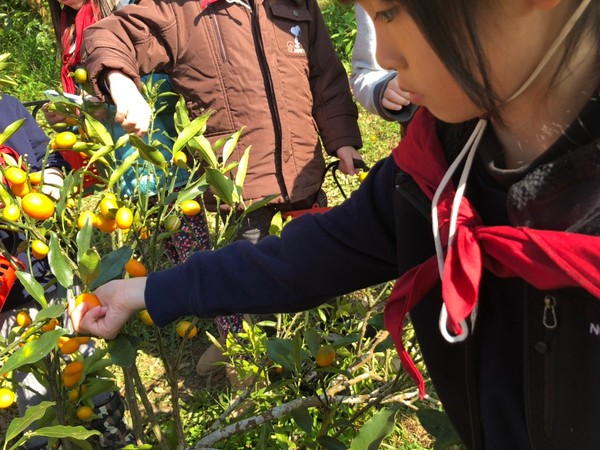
<box><xmin>107</xmin><ymin>70</ymin><xmax>152</xmax><ymax>136</ymax></box>
<box><xmin>68</xmin><ymin>278</ymin><xmax>147</xmax><ymax>339</ymax></box>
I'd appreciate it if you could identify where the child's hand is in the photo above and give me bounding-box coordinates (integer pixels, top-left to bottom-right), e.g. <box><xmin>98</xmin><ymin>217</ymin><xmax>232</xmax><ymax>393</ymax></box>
<box><xmin>107</xmin><ymin>70</ymin><xmax>152</xmax><ymax>136</ymax></box>
<box><xmin>40</xmin><ymin>167</ymin><xmax>64</xmax><ymax>200</ymax></box>
<box><xmin>68</xmin><ymin>278</ymin><xmax>147</xmax><ymax>340</ymax></box>
<box><xmin>381</xmin><ymin>75</ymin><xmax>411</xmax><ymax>112</ymax></box>
<box><xmin>336</xmin><ymin>146</ymin><xmax>363</xmax><ymax>176</ymax></box>
<box><xmin>42</xmin><ymin>102</ymin><xmax>67</xmax><ymax>125</ymax></box>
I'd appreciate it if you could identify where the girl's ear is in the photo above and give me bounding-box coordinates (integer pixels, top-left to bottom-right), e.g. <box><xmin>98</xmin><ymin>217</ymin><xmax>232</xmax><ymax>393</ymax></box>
<box><xmin>530</xmin><ymin>0</ymin><xmax>562</xmax><ymax>10</ymax></box>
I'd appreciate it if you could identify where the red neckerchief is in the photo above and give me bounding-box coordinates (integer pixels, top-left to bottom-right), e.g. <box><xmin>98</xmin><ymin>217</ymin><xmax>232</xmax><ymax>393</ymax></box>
<box><xmin>385</xmin><ymin>108</ymin><xmax>600</xmax><ymax>398</ymax></box>
<box><xmin>60</xmin><ymin>2</ymin><xmax>100</xmax><ymax>94</ymax></box>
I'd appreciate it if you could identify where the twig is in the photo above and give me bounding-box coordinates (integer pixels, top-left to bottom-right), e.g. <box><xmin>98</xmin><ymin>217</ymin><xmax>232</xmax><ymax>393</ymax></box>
<box><xmin>194</xmin><ymin>373</ymin><xmax>412</xmax><ymax>448</ymax></box>
<box><xmin>122</xmin><ymin>366</ymin><xmax>144</xmax><ymax>441</ymax></box>
<box><xmin>131</xmin><ymin>363</ymin><xmax>171</xmax><ymax>449</ymax></box>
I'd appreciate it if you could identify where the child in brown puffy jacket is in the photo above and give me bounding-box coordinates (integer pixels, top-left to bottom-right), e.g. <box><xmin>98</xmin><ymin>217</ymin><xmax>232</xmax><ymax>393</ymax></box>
<box><xmin>80</xmin><ymin>0</ymin><xmax>364</xmax><ymax>382</ymax></box>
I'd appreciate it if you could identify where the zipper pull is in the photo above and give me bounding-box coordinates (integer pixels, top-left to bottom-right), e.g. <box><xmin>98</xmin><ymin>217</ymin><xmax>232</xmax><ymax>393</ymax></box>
<box><xmin>542</xmin><ymin>295</ymin><xmax>557</xmax><ymax>330</ymax></box>
<box><xmin>535</xmin><ymin>295</ymin><xmax>558</xmax><ymax>354</ymax></box>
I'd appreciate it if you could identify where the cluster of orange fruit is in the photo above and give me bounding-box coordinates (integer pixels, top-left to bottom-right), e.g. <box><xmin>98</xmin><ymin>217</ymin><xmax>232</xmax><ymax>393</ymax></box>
<box><xmin>2</xmin><ymin>181</ymin><xmax>56</xmax><ymax>223</ymax></box>
<box><xmin>60</xmin><ymin>345</ymin><xmax>95</xmax><ymax>421</ymax></box>
<box><xmin>0</xmin><ymin>308</ymin><xmax>97</xmax><ymax>410</ymax></box>
<box><xmin>74</xmin><ymin>193</ymin><xmax>134</xmax><ymax>234</ymax></box>
<box><xmin>2</xmin><ymin>165</ymin><xmax>57</xmax><ymax>263</ymax></box>
<box><xmin>3</xmin><ymin>165</ymin><xmax>38</xmax><ymax>198</ymax></box>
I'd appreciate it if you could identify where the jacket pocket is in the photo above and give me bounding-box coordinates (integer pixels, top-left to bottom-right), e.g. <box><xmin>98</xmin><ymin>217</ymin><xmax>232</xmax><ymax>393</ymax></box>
<box><xmin>526</xmin><ymin>289</ymin><xmax>600</xmax><ymax>449</ymax></box>
<box><xmin>268</xmin><ymin>2</ymin><xmax>311</xmax><ymax>58</ymax></box>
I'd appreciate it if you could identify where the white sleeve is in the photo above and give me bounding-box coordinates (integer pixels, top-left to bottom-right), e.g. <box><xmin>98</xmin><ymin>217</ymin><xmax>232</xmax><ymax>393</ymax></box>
<box><xmin>350</xmin><ymin>5</ymin><xmax>393</xmax><ymax>115</ymax></box>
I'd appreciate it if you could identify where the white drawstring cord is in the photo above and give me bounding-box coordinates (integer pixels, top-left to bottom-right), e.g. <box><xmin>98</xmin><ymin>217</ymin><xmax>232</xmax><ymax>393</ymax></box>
<box><xmin>433</xmin><ymin>119</ymin><xmax>487</xmax><ymax>343</ymax></box>
<box><xmin>432</xmin><ymin>0</ymin><xmax>592</xmax><ymax>344</ymax></box>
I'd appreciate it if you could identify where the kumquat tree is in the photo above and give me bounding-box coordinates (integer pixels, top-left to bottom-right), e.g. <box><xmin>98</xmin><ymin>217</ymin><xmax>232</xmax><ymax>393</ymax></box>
<box><xmin>0</xmin><ymin>47</ymin><xmax>461</xmax><ymax>450</ymax></box>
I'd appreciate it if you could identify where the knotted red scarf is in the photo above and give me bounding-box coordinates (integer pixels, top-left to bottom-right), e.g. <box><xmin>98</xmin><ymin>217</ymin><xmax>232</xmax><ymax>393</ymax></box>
<box><xmin>384</xmin><ymin>108</ymin><xmax>600</xmax><ymax>398</ymax></box>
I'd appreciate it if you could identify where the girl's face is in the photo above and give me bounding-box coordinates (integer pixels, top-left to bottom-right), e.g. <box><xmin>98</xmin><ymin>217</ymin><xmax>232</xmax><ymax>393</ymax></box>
<box><xmin>358</xmin><ymin>0</ymin><xmax>482</xmax><ymax>123</ymax></box>
<box><xmin>58</xmin><ymin>0</ymin><xmax>87</xmax><ymax>10</ymax></box>
<box><xmin>358</xmin><ymin>0</ymin><xmax>566</xmax><ymax>124</ymax></box>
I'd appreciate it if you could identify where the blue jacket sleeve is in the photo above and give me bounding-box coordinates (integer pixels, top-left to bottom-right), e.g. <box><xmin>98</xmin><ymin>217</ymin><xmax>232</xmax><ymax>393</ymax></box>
<box><xmin>0</xmin><ymin>95</ymin><xmax>48</xmax><ymax>170</ymax></box>
<box><xmin>145</xmin><ymin>156</ymin><xmax>401</xmax><ymax>326</ymax></box>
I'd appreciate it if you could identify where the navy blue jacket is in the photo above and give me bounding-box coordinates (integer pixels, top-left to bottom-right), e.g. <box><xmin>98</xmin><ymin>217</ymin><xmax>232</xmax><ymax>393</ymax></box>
<box><xmin>0</xmin><ymin>94</ymin><xmax>67</xmax><ymax>171</ymax></box>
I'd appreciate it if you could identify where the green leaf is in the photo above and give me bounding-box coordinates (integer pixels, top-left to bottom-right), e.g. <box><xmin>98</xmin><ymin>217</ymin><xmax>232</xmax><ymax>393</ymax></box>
<box><xmin>81</xmin><ymin>348</ymin><xmax>113</xmax><ymax>376</ymax></box>
<box><xmin>329</xmin><ymin>333</ymin><xmax>360</xmax><ymax>348</ymax></box>
<box><xmin>15</xmin><ymin>271</ymin><xmax>47</xmax><ymax>308</ymax></box>
<box><xmin>290</xmin><ymin>406</ymin><xmax>313</xmax><ymax>436</ymax></box>
<box><xmin>292</xmin><ymin>332</ymin><xmax>306</xmax><ymax>370</ymax></box>
<box><xmin>243</xmin><ymin>195</ymin><xmax>278</xmax><ymax>216</ymax></box>
<box><xmin>80</xmin><ymin>378</ymin><xmax>119</xmax><ymax>403</ymax></box>
<box><xmin>0</xmin><ymin>119</ymin><xmax>25</xmax><ymax>146</ymax></box>
<box><xmin>174</xmin><ymin>176</ymin><xmax>208</xmax><ymax>204</ymax></box>
<box><xmin>205</xmin><ymin>168</ymin><xmax>236</xmax><ymax>205</ymax></box>
<box><xmin>86</xmin><ymin>144</ymin><xmax>115</xmax><ymax>167</ymax></box>
<box><xmin>76</xmin><ymin>221</ymin><xmax>93</xmax><ymax>263</ymax></box>
<box><xmin>416</xmin><ymin>408</ymin><xmax>463</xmax><ymax>450</ymax></box>
<box><xmin>222</xmin><ymin>127</ymin><xmax>244</xmax><ymax>165</ymax></box>
<box><xmin>107</xmin><ymin>333</ymin><xmax>141</xmax><ymax>367</ymax></box>
<box><xmin>234</xmin><ymin>145</ymin><xmax>251</xmax><ymax>188</ymax></box>
<box><xmin>373</xmin><ymin>335</ymin><xmax>394</xmax><ymax>353</ymax></box>
<box><xmin>350</xmin><ymin>406</ymin><xmax>398</xmax><ymax>450</ymax></box>
<box><xmin>5</xmin><ymin>401</ymin><xmax>55</xmax><ymax>444</ymax></box>
<box><xmin>0</xmin><ymin>74</ymin><xmax>17</xmax><ymax>88</ymax></box>
<box><xmin>129</xmin><ymin>134</ymin><xmax>166</xmax><ymax>170</ymax></box>
<box><xmin>49</xmin><ymin>232</ymin><xmax>73</xmax><ymax>289</ymax></box>
<box><xmin>174</xmin><ymin>95</ymin><xmax>191</xmax><ymax>132</ymax></box>
<box><xmin>33</xmin><ymin>304</ymin><xmax>65</xmax><ymax>322</ymax></box>
<box><xmin>82</xmin><ymin>111</ymin><xmax>114</xmax><ymax>146</ymax></box>
<box><xmin>172</xmin><ymin>113</ymin><xmax>210</xmax><ymax>155</ymax></box>
<box><xmin>108</xmin><ymin>149</ymin><xmax>139</xmax><ymax>189</ymax></box>
<box><xmin>79</xmin><ymin>248</ymin><xmax>102</xmax><ymax>287</ymax></box>
<box><xmin>0</xmin><ymin>329</ymin><xmax>67</xmax><ymax>375</ymax></box>
<box><xmin>114</xmin><ymin>133</ymin><xmax>130</xmax><ymax>149</ymax></box>
<box><xmin>265</xmin><ymin>338</ymin><xmax>298</xmax><ymax>372</ymax></box>
<box><xmin>317</xmin><ymin>436</ymin><xmax>347</xmax><ymax>450</ymax></box>
<box><xmin>88</xmin><ymin>246</ymin><xmax>132</xmax><ymax>290</ymax></box>
<box><xmin>269</xmin><ymin>211</ymin><xmax>284</xmax><ymax>237</ymax></box>
<box><xmin>189</xmin><ymin>134</ymin><xmax>218</xmax><ymax>168</ymax></box>
<box><xmin>305</xmin><ymin>328</ymin><xmax>322</xmax><ymax>357</ymax></box>
<box><xmin>0</xmin><ymin>183</ymin><xmax>13</xmax><ymax>208</ymax></box>
<box><xmin>367</xmin><ymin>313</ymin><xmax>385</xmax><ymax>331</ymax></box>
<box><xmin>31</xmin><ymin>424</ymin><xmax>101</xmax><ymax>439</ymax></box>
<box><xmin>257</xmin><ymin>423</ymin><xmax>271</xmax><ymax>450</ymax></box>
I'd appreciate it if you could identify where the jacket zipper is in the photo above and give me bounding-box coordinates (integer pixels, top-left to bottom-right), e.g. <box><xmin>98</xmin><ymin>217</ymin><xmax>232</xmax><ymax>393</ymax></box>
<box><xmin>248</xmin><ymin>0</ymin><xmax>290</xmax><ymax>202</ymax></box>
<box><xmin>463</xmin><ymin>320</ymin><xmax>482</xmax><ymax>449</ymax></box>
<box><xmin>209</xmin><ymin>5</ymin><xmax>228</xmax><ymax>62</ymax></box>
<box><xmin>534</xmin><ymin>294</ymin><xmax>558</xmax><ymax>438</ymax></box>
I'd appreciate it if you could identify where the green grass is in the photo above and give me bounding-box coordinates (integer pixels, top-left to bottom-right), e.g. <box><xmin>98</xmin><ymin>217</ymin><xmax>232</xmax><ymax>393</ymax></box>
<box><xmin>0</xmin><ymin>3</ymin><xmax>59</xmax><ymax>102</ymax></box>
